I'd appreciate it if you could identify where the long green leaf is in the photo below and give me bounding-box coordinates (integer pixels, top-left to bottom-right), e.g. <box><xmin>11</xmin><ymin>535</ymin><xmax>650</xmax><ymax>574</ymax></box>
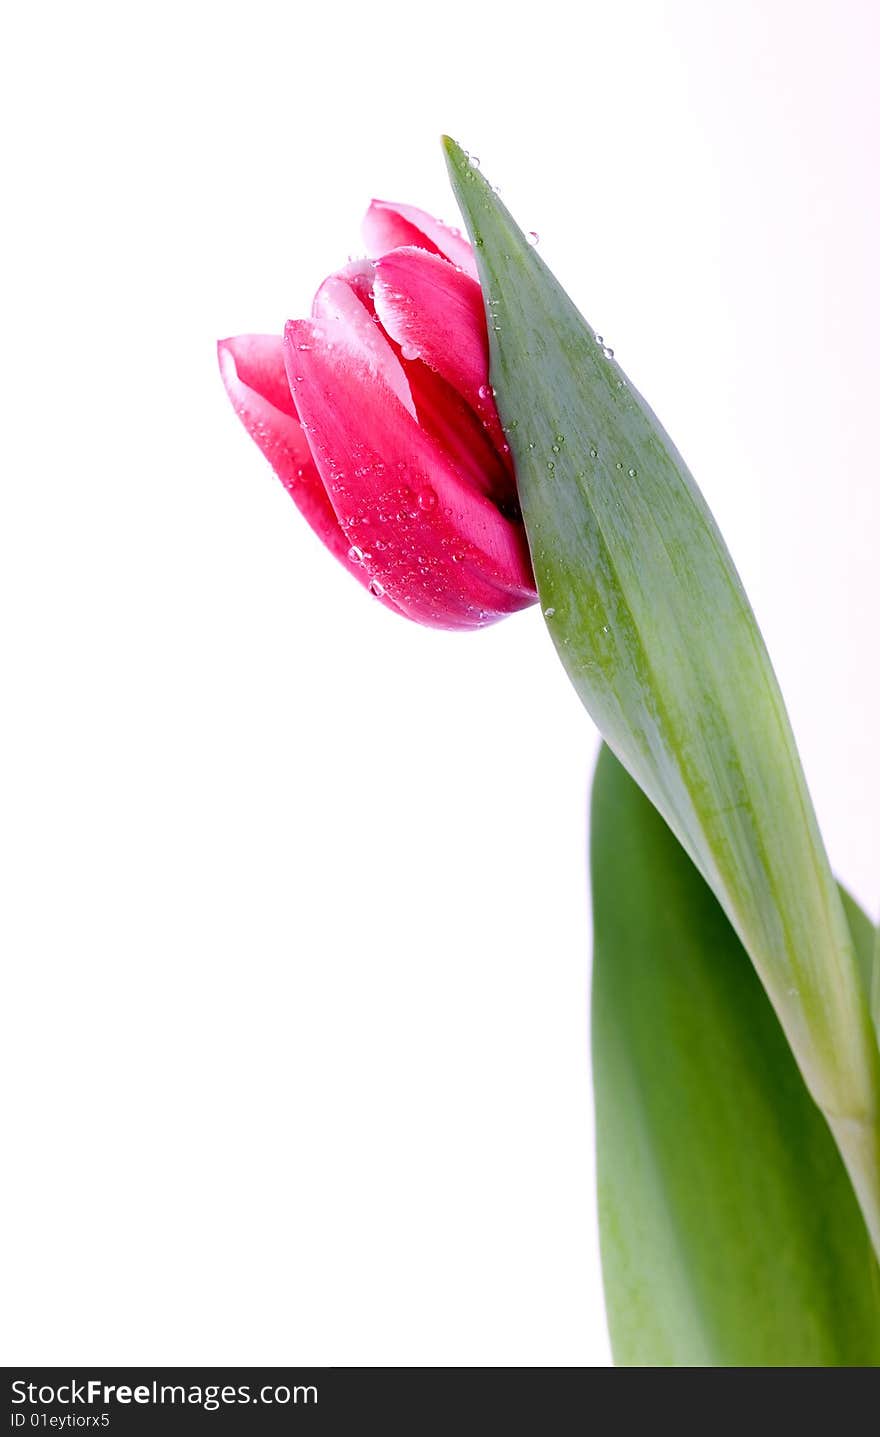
<box><xmin>443</xmin><ymin>137</ymin><xmax>880</xmax><ymax>1249</ymax></box>
<box><xmin>592</xmin><ymin>744</ymin><xmax>880</xmax><ymax>1367</ymax></box>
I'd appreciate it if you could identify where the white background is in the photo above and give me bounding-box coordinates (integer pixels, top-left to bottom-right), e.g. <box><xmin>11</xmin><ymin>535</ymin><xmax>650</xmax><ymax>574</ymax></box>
<box><xmin>3</xmin><ymin>0</ymin><xmax>878</xmax><ymax>1367</ymax></box>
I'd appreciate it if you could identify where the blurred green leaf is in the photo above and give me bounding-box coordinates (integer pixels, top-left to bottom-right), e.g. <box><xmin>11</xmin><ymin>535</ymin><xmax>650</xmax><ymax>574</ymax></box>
<box><xmin>840</xmin><ymin>886</ymin><xmax>876</xmax><ymax>997</ymax></box>
<box><xmin>592</xmin><ymin>744</ymin><xmax>880</xmax><ymax>1367</ymax></box>
<box><xmin>443</xmin><ymin>137</ymin><xmax>880</xmax><ymax>1249</ymax></box>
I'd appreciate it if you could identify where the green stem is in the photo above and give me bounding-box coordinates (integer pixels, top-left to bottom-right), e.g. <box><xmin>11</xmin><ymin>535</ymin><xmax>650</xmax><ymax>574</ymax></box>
<box><xmin>827</xmin><ymin>1113</ymin><xmax>880</xmax><ymax>1262</ymax></box>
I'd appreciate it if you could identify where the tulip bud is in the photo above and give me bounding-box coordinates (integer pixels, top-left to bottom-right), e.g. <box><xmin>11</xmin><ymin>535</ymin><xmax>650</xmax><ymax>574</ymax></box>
<box><xmin>218</xmin><ymin>202</ymin><xmax>536</xmax><ymax>629</ymax></box>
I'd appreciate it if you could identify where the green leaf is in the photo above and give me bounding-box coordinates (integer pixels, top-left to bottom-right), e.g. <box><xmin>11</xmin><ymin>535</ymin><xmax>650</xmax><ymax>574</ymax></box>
<box><xmin>840</xmin><ymin>886</ymin><xmax>876</xmax><ymax>997</ymax></box>
<box><xmin>591</xmin><ymin>744</ymin><xmax>880</xmax><ymax>1367</ymax></box>
<box><xmin>443</xmin><ymin>137</ymin><xmax>880</xmax><ymax>1249</ymax></box>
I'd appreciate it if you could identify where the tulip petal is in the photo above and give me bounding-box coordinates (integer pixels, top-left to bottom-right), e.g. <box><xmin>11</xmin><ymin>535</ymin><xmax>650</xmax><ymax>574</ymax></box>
<box><xmin>310</xmin><ymin>271</ymin><xmax>416</xmax><ymax>419</ymax></box>
<box><xmin>373</xmin><ymin>247</ymin><xmax>487</xmax><ymax>411</ymax></box>
<box><xmin>373</xmin><ymin>246</ymin><xmax>511</xmax><ymax>473</ymax></box>
<box><xmin>363</xmin><ymin>199</ymin><xmax>478</xmax><ymax>280</ymax></box>
<box><xmin>400</xmin><ymin>361</ymin><xmax>515</xmax><ymax>510</ymax></box>
<box><xmin>217</xmin><ymin>334</ymin><xmax>403</xmax><ymax>609</ymax></box>
<box><xmin>283</xmin><ymin>318</ymin><xmax>535</xmax><ymax>629</ymax></box>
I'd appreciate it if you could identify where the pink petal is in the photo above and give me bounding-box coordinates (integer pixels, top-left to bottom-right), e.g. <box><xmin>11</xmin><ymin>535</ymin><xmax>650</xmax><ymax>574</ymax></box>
<box><xmin>218</xmin><ymin>332</ymin><xmax>299</xmax><ymax>418</ymax></box>
<box><xmin>373</xmin><ymin>246</ymin><xmax>513</xmax><ymax>489</ymax></box>
<box><xmin>217</xmin><ymin>334</ymin><xmax>403</xmax><ymax>610</ymax></box>
<box><xmin>402</xmin><ymin>361</ymin><xmax>514</xmax><ymax>509</ymax></box>
<box><xmin>283</xmin><ymin>318</ymin><xmax>535</xmax><ymax>630</ymax></box>
<box><xmin>310</xmin><ymin>271</ymin><xmax>416</xmax><ymax>419</ymax></box>
<box><xmin>373</xmin><ymin>247</ymin><xmax>487</xmax><ymax>411</ymax></box>
<box><xmin>363</xmin><ymin>200</ymin><xmax>479</xmax><ymax>281</ymax></box>
<box><xmin>309</xmin><ymin>261</ymin><xmax>505</xmax><ymax>499</ymax></box>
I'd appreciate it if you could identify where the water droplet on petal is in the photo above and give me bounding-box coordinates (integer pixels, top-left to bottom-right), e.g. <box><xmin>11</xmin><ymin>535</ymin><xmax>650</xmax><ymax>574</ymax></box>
<box><xmin>417</xmin><ymin>488</ymin><xmax>437</xmax><ymax>512</ymax></box>
<box><xmin>528</xmin><ymin>231</ymin><xmax>540</xmax><ymax>246</ymax></box>
<box><xmin>347</xmin><ymin>545</ymin><xmax>365</xmax><ymax>564</ymax></box>
<box><xmin>369</xmin><ymin>578</ymin><xmax>386</xmax><ymax>597</ymax></box>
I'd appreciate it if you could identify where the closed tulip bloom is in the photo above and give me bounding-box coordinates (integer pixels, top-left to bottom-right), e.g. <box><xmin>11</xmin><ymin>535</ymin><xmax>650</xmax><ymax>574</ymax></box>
<box><xmin>218</xmin><ymin>201</ymin><xmax>536</xmax><ymax>629</ymax></box>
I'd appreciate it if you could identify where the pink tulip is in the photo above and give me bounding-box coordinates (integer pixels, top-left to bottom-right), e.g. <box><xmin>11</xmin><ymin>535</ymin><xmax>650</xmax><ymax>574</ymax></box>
<box><xmin>218</xmin><ymin>201</ymin><xmax>537</xmax><ymax>629</ymax></box>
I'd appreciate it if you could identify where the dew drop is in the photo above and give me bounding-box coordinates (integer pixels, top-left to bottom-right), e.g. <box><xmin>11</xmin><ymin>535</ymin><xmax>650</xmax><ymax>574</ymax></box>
<box><xmin>528</xmin><ymin>231</ymin><xmax>540</xmax><ymax>246</ymax></box>
<box><xmin>616</xmin><ymin>461</ymin><xmax>623</xmax><ymax>471</ymax></box>
<box><xmin>347</xmin><ymin>545</ymin><xmax>365</xmax><ymax>565</ymax></box>
<box><xmin>589</xmin><ymin>447</ymin><xmax>598</xmax><ymax>459</ymax></box>
<box><xmin>400</xmin><ymin>343</ymin><xmax>420</xmax><ymax>361</ymax></box>
<box><xmin>627</xmin><ymin>467</ymin><xmax>637</xmax><ymax>478</ymax></box>
<box><xmin>417</xmin><ymin>488</ymin><xmax>437</xmax><ymax>512</ymax></box>
<box><xmin>551</xmin><ymin>444</ymin><xmax>560</xmax><ymax>454</ymax></box>
<box><xmin>603</xmin><ymin>345</ymin><xmax>615</xmax><ymax>359</ymax></box>
<box><xmin>547</xmin><ymin>460</ymin><xmax>555</xmax><ymax>472</ymax></box>
<box><xmin>543</xmin><ymin>606</ymin><xmax>556</xmax><ymax>618</ymax></box>
<box><xmin>369</xmin><ymin>578</ymin><xmax>386</xmax><ymax>598</ymax></box>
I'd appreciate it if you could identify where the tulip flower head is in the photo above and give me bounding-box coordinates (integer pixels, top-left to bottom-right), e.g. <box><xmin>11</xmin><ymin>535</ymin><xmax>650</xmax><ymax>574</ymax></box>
<box><xmin>218</xmin><ymin>201</ymin><xmax>536</xmax><ymax>629</ymax></box>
